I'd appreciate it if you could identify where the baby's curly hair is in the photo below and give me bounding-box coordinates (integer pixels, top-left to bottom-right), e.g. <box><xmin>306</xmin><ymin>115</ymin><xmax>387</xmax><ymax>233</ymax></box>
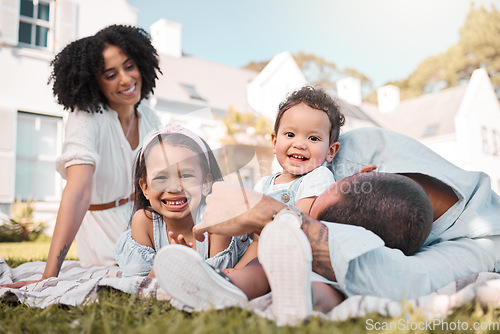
<box><xmin>49</xmin><ymin>24</ymin><xmax>161</xmax><ymax>113</ymax></box>
<box><xmin>275</xmin><ymin>86</ymin><xmax>345</xmax><ymax>144</ymax></box>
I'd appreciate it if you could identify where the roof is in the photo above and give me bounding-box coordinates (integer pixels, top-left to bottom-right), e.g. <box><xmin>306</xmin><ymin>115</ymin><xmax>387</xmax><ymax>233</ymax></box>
<box><xmin>153</xmin><ymin>54</ymin><xmax>258</xmax><ymax>118</ymax></box>
<box><xmin>368</xmin><ymin>85</ymin><xmax>467</xmax><ymax>139</ymax></box>
<box><xmin>338</xmin><ymin>99</ymin><xmax>381</xmax><ymax>126</ymax></box>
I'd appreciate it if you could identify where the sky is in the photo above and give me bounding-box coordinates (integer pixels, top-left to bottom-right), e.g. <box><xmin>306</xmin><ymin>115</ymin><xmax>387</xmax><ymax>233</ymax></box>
<box><xmin>127</xmin><ymin>0</ymin><xmax>499</xmax><ymax>88</ymax></box>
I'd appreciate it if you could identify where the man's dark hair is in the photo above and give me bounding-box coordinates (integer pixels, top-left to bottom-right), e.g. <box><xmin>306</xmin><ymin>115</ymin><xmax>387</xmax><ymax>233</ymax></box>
<box><xmin>274</xmin><ymin>86</ymin><xmax>345</xmax><ymax>144</ymax></box>
<box><xmin>317</xmin><ymin>172</ymin><xmax>433</xmax><ymax>255</ymax></box>
<box><xmin>49</xmin><ymin>24</ymin><xmax>161</xmax><ymax>113</ymax></box>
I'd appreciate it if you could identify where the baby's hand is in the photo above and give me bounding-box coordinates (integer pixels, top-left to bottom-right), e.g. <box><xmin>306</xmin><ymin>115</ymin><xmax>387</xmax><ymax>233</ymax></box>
<box><xmin>221</xmin><ymin>268</ymin><xmax>234</xmax><ymax>274</ymax></box>
<box><xmin>168</xmin><ymin>231</ymin><xmax>194</xmax><ymax>248</ymax></box>
<box><xmin>359</xmin><ymin>165</ymin><xmax>377</xmax><ymax>173</ymax></box>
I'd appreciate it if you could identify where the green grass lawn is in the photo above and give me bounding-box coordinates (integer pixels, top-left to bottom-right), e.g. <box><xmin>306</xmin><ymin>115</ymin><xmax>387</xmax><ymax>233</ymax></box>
<box><xmin>1</xmin><ymin>239</ymin><xmax>500</xmax><ymax>333</ymax></box>
<box><xmin>0</xmin><ymin>236</ymin><xmax>78</xmax><ymax>267</ymax></box>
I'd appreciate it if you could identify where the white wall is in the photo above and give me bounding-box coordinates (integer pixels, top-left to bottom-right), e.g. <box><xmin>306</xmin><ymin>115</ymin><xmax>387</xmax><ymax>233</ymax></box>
<box><xmin>0</xmin><ymin>0</ymin><xmax>137</xmax><ymax>216</ymax></box>
<box><xmin>247</xmin><ymin>52</ymin><xmax>307</xmax><ymax>121</ymax></box>
<box><xmin>337</xmin><ymin>77</ymin><xmax>362</xmax><ymax>106</ymax></box>
<box><xmin>421</xmin><ymin>134</ymin><xmax>460</xmax><ymax>165</ymax></box>
<box><xmin>76</xmin><ymin>0</ymin><xmax>137</xmax><ymax>37</ymax></box>
<box><xmin>454</xmin><ymin>69</ymin><xmax>500</xmax><ymax>193</ymax></box>
<box><xmin>0</xmin><ymin>48</ymin><xmax>59</xmax><ymax>114</ymax></box>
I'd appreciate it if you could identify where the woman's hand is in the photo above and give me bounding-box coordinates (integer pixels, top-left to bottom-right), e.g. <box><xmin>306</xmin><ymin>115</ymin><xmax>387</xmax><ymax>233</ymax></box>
<box><xmin>1</xmin><ymin>279</ymin><xmax>45</xmax><ymax>289</ymax></box>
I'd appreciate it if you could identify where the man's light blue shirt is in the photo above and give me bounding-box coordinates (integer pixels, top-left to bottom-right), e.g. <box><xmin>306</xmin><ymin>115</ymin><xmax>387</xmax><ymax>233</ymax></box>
<box><xmin>325</xmin><ymin>127</ymin><xmax>500</xmax><ymax>300</ymax></box>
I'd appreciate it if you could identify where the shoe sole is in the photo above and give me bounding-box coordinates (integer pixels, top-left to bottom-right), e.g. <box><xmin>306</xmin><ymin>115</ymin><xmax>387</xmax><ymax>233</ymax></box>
<box><xmin>258</xmin><ymin>216</ymin><xmax>313</xmax><ymax>325</ymax></box>
<box><xmin>154</xmin><ymin>245</ymin><xmax>248</xmax><ymax>311</ymax></box>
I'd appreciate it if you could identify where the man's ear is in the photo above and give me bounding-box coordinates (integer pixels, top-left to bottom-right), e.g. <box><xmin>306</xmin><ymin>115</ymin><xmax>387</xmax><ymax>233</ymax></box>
<box><xmin>139</xmin><ymin>178</ymin><xmax>149</xmax><ymax>200</ymax></box>
<box><xmin>271</xmin><ymin>133</ymin><xmax>277</xmax><ymax>155</ymax></box>
<box><xmin>325</xmin><ymin>142</ymin><xmax>341</xmax><ymax>162</ymax></box>
<box><xmin>202</xmin><ymin>173</ymin><xmax>213</xmax><ymax>197</ymax></box>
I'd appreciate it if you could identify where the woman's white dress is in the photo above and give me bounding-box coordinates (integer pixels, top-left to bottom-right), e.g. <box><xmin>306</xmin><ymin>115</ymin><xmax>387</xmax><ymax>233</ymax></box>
<box><xmin>55</xmin><ymin>103</ymin><xmax>162</xmax><ymax>266</ymax></box>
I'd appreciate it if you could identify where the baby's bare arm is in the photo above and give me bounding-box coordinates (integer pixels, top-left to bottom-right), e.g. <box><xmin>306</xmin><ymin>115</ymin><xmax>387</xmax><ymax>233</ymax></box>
<box><xmin>295</xmin><ymin>196</ymin><xmax>317</xmax><ymax>215</ymax></box>
<box><xmin>208</xmin><ymin>234</ymin><xmax>232</xmax><ymax>257</ymax></box>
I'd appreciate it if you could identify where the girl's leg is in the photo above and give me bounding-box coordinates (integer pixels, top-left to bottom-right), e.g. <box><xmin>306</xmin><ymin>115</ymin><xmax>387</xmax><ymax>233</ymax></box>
<box><xmin>311</xmin><ymin>282</ymin><xmax>346</xmax><ymax>313</ymax></box>
<box><xmin>227</xmin><ymin>258</ymin><xmax>270</xmax><ymax>299</ymax></box>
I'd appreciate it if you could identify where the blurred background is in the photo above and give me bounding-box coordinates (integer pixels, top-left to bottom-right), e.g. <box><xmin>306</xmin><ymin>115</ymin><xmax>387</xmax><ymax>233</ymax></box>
<box><xmin>0</xmin><ymin>0</ymin><xmax>499</xmax><ymax>235</ymax></box>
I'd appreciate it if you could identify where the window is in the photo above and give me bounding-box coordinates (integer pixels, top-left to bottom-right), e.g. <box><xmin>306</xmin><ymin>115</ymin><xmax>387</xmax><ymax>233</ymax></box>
<box><xmin>15</xmin><ymin>112</ymin><xmax>62</xmax><ymax>201</ymax></box>
<box><xmin>18</xmin><ymin>0</ymin><xmax>53</xmax><ymax>48</ymax></box>
<box><xmin>181</xmin><ymin>83</ymin><xmax>205</xmax><ymax>101</ymax></box>
<box><xmin>493</xmin><ymin>129</ymin><xmax>499</xmax><ymax>156</ymax></box>
<box><xmin>422</xmin><ymin>124</ymin><xmax>439</xmax><ymax>138</ymax></box>
<box><xmin>481</xmin><ymin>126</ymin><xmax>490</xmax><ymax>154</ymax></box>
<box><xmin>481</xmin><ymin>126</ymin><xmax>500</xmax><ymax>157</ymax></box>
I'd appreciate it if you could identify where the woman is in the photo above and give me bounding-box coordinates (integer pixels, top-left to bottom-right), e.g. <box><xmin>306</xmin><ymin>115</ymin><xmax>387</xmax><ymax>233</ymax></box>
<box><xmin>5</xmin><ymin>25</ymin><xmax>163</xmax><ymax>288</ymax></box>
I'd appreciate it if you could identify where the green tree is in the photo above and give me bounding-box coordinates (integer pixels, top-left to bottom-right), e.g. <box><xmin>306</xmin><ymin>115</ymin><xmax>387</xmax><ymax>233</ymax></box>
<box><xmin>223</xmin><ymin>106</ymin><xmax>273</xmax><ymax>145</ymax></box>
<box><xmin>243</xmin><ymin>51</ymin><xmax>373</xmax><ymax>97</ymax></box>
<box><xmin>243</xmin><ymin>60</ymin><xmax>269</xmax><ymax>73</ymax></box>
<box><xmin>395</xmin><ymin>4</ymin><xmax>500</xmax><ymax>99</ymax></box>
<box><xmin>459</xmin><ymin>4</ymin><xmax>500</xmax><ymax>89</ymax></box>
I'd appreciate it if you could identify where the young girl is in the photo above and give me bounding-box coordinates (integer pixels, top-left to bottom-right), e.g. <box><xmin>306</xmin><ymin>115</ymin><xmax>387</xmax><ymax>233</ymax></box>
<box><xmin>114</xmin><ymin>124</ymin><xmax>251</xmax><ymax>277</ymax></box>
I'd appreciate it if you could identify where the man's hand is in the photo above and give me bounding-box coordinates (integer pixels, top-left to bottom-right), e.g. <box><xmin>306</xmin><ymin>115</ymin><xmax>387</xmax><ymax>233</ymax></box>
<box><xmin>194</xmin><ymin>181</ymin><xmax>285</xmax><ymax>241</ymax></box>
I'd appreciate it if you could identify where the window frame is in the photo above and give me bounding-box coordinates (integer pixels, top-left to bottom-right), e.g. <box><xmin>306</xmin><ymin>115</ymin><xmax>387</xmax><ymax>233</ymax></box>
<box><xmin>17</xmin><ymin>0</ymin><xmax>55</xmax><ymax>50</ymax></box>
<box><xmin>15</xmin><ymin>111</ymin><xmax>63</xmax><ymax>202</ymax></box>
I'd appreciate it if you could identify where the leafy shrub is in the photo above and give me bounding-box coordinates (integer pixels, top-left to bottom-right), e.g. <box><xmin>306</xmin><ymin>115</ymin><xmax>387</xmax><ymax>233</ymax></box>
<box><xmin>0</xmin><ymin>198</ymin><xmax>46</xmax><ymax>242</ymax></box>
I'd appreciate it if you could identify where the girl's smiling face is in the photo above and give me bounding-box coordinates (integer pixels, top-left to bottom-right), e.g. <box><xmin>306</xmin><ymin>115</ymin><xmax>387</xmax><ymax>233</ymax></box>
<box><xmin>140</xmin><ymin>143</ymin><xmax>212</xmax><ymax>223</ymax></box>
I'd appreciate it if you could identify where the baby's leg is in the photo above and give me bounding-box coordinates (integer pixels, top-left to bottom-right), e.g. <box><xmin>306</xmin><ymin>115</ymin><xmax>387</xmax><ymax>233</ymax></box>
<box><xmin>227</xmin><ymin>258</ymin><xmax>270</xmax><ymax>299</ymax></box>
<box><xmin>311</xmin><ymin>282</ymin><xmax>345</xmax><ymax>313</ymax></box>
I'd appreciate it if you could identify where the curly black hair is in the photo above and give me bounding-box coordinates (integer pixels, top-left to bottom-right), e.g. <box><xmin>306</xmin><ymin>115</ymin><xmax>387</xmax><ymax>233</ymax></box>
<box><xmin>49</xmin><ymin>24</ymin><xmax>161</xmax><ymax>113</ymax></box>
<box><xmin>274</xmin><ymin>85</ymin><xmax>345</xmax><ymax>144</ymax></box>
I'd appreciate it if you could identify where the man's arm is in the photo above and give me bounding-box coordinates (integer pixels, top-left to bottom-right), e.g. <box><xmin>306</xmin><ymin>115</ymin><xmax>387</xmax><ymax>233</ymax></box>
<box><xmin>301</xmin><ymin>215</ymin><xmax>336</xmax><ymax>281</ymax></box>
<box><xmin>195</xmin><ymin>182</ymin><xmax>500</xmax><ymax>300</ymax></box>
<box><xmin>194</xmin><ymin>182</ymin><xmax>285</xmax><ymax>240</ymax></box>
<box><xmin>324</xmin><ymin>221</ymin><xmax>500</xmax><ymax>299</ymax></box>
<box><xmin>194</xmin><ymin>182</ymin><xmax>337</xmax><ymax>281</ymax></box>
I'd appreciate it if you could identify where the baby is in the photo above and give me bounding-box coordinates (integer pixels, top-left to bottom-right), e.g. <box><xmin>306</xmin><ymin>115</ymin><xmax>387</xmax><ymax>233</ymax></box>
<box><xmin>255</xmin><ymin>85</ymin><xmax>345</xmax><ymax>213</ymax></box>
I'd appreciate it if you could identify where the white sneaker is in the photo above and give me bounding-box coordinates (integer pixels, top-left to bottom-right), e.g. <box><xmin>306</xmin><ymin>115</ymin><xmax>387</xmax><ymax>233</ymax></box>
<box><xmin>154</xmin><ymin>245</ymin><xmax>248</xmax><ymax>311</ymax></box>
<box><xmin>258</xmin><ymin>212</ymin><xmax>313</xmax><ymax>326</ymax></box>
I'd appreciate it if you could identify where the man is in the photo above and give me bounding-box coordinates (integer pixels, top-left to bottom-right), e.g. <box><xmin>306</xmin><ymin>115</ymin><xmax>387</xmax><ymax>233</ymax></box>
<box><xmin>157</xmin><ymin>127</ymin><xmax>500</xmax><ymax>322</ymax></box>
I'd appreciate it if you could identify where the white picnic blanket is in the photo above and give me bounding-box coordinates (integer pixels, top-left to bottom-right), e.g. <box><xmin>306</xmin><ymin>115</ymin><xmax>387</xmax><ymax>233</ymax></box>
<box><xmin>0</xmin><ymin>258</ymin><xmax>169</xmax><ymax>307</ymax></box>
<box><xmin>2</xmin><ymin>258</ymin><xmax>500</xmax><ymax>322</ymax></box>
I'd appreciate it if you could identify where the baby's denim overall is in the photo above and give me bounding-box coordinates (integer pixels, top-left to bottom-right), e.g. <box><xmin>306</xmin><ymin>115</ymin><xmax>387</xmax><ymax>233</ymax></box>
<box><xmin>260</xmin><ymin>173</ymin><xmax>305</xmax><ymax>205</ymax></box>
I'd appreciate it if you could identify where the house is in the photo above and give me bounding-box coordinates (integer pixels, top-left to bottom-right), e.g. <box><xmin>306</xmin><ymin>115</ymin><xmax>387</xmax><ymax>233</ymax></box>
<box><xmin>0</xmin><ymin>0</ymin><xmax>138</xmax><ymax>222</ymax></box>
<box><xmin>362</xmin><ymin>69</ymin><xmax>500</xmax><ymax>193</ymax></box>
<box><xmin>148</xmin><ymin>18</ymin><xmax>274</xmax><ymax>189</ymax></box>
<box><xmin>0</xmin><ymin>1</ymin><xmax>305</xmax><ymax>226</ymax></box>
<box><xmin>247</xmin><ymin>51</ymin><xmax>307</xmax><ymax>121</ymax></box>
<box><xmin>335</xmin><ymin>76</ymin><xmax>384</xmax><ymax>133</ymax></box>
